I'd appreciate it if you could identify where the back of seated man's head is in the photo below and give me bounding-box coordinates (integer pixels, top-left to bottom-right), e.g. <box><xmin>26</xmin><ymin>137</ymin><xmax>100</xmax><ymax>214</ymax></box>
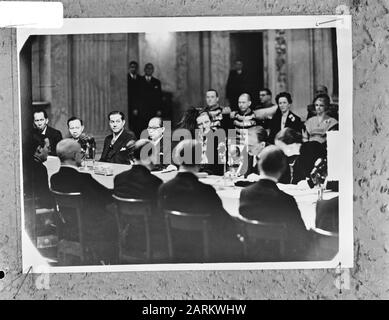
<box><xmin>258</xmin><ymin>145</ymin><xmax>287</xmax><ymax>181</ymax></box>
<box><xmin>247</xmin><ymin>125</ymin><xmax>268</xmax><ymax>156</ymax></box>
<box><xmin>32</xmin><ymin>133</ymin><xmax>49</xmax><ymax>162</ymax></box>
<box><xmin>275</xmin><ymin>128</ymin><xmax>302</xmax><ymax>145</ymax></box>
<box><xmin>173</xmin><ymin>139</ymin><xmax>203</xmax><ymax>171</ymax></box>
<box><xmin>130</xmin><ymin>139</ymin><xmax>156</xmax><ymax>166</ymax></box>
<box><xmin>274</xmin><ymin>128</ymin><xmax>302</xmax><ymax>157</ymax></box>
<box><xmin>56</xmin><ymin>138</ymin><xmax>83</xmax><ymax>166</ymax></box>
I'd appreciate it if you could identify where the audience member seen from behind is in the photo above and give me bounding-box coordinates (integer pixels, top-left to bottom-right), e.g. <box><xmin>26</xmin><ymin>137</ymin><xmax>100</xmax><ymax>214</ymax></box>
<box><xmin>158</xmin><ymin>139</ymin><xmax>240</xmax><ymax>262</ymax></box>
<box><xmin>239</xmin><ymin>145</ymin><xmax>310</xmax><ymax>261</ymax></box>
<box><xmin>274</xmin><ymin>128</ymin><xmax>326</xmax><ymax>186</ymax></box>
<box><xmin>266</xmin><ymin>92</ymin><xmax>305</xmax><ymax>144</ymax></box>
<box><xmin>114</xmin><ymin>139</ymin><xmax>163</xmax><ymax>207</ymax></box>
<box><xmin>33</xmin><ymin>109</ymin><xmax>63</xmax><ymax>156</ymax></box>
<box><xmin>31</xmin><ymin>133</ymin><xmax>54</xmax><ymax>209</ymax></box>
<box><xmin>51</xmin><ymin>139</ymin><xmax>117</xmax><ymax>265</ymax></box>
<box><xmin>303</xmin><ymin>94</ymin><xmax>338</xmax><ymax>144</ymax></box>
<box><xmin>100</xmin><ymin>111</ymin><xmax>136</xmax><ymax>164</ymax></box>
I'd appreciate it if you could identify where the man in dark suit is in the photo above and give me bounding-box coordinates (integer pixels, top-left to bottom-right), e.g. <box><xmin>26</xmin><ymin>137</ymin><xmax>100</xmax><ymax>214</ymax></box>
<box><xmin>158</xmin><ymin>139</ymin><xmax>240</xmax><ymax>261</ymax></box>
<box><xmin>67</xmin><ymin>116</ymin><xmax>96</xmax><ymax>159</ymax></box>
<box><xmin>127</xmin><ymin>61</ymin><xmax>142</xmax><ymax>135</ymax></box>
<box><xmin>33</xmin><ymin>109</ymin><xmax>63</xmax><ymax>156</ymax></box>
<box><xmin>137</xmin><ymin>63</ymin><xmax>163</xmax><ymax>137</ymax></box>
<box><xmin>266</xmin><ymin>92</ymin><xmax>305</xmax><ymax>144</ymax></box>
<box><xmin>51</xmin><ymin>139</ymin><xmax>117</xmax><ymax>264</ymax></box>
<box><xmin>226</xmin><ymin>59</ymin><xmax>249</xmax><ymax>111</ymax></box>
<box><xmin>274</xmin><ymin>128</ymin><xmax>326</xmax><ymax>185</ymax></box>
<box><xmin>239</xmin><ymin>145</ymin><xmax>310</xmax><ymax>260</ymax></box>
<box><xmin>114</xmin><ymin>139</ymin><xmax>162</xmax><ymax>203</ymax></box>
<box><xmin>31</xmin><ymin>133</ymin><xmax>54</xmax><ymax>209</ymax></box>
<box><xmin>100</xmin><ymin>111</ymin><xmax>136</xmax><ymax>164</ymax></box>
<box><xmin>196</xmin><ymin>110</ymin><xmax>224</xmax><ymax>176</ymax></box>
<box><xmin>146</xmin><ymin>117</ymin><xmax>176</xmax><ymax>171</ymax></box>
<box><xmin>241</xmin><ymin>125</ymin><xmax>268</xmax><ymax>179</ymax></box>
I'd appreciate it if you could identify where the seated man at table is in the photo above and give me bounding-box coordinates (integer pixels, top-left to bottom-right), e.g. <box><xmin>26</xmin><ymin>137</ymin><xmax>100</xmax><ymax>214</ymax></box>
<box><xmin>100</xmin><ymin>111</ymin><xmax>136</xmax><ymax>164</ymax></box>
<box><xmin>239</xmin><ymin>145</ymin><xmax>310</xmax><ymax>261</ymax></box>
<box><xmin>274</xmin><ymin>127</ymin><xmax>326</xmax><ymax>185</ymax></box>
<box><xmin>33</xmin><ymin>109</ymin><xmax>63</xmax><ymax>156</ymax></box>
<box><xmin>240</xmin><ymin>125</ymin><xmax>268</xmax><ymax>180</ymax></box>
<box><xmin>67</xmin><ymin>116</ymin><xmax>96</xmax><ymax>159</ymax></box>
<box><xmin>51</xmin><ymin>139</ymin><xmax>117</xmax><ymax>265</ymax></box>
<box><xmin>146</xmin><ymin>116</ymin><xmax>176</xmax><ymax>171</ymax></box>
<box><xmin>114</xmin><ymin>139</ymin><xmax>163</xmax><ymax>205</ymax></box>
<box><xmin>158</xmin><ymin>139</ymin><xmax>240</xmax><ymax>261</ymax></box>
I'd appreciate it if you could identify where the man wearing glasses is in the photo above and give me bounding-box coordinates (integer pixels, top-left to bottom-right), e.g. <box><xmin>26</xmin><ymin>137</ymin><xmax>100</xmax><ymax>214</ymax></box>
<box><xmin>147</xmin><ymin>117</ymin><xmax>175</xmax><ymax>171</ymax></box>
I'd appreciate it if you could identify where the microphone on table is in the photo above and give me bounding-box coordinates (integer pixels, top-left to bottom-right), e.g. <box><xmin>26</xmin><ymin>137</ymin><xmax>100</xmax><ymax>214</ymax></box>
<box><xmin>307</xmin><ymin>158</ymin><xmax>327</xmax><ymax>188</ymax></box>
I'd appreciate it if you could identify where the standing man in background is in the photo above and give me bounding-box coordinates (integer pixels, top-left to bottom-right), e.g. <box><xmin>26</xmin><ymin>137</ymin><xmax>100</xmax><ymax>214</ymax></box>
<box><xmin>226</xmin><ymin>59</ymin><xmax>248</xmax><ymax>112</ymax></box>
<box><xmin>127</xmin><ymin>61</ymin><xmax>142</xmax><ymax>136</ymax></box>
<box><xmin>138</xmin><ymin>63</ymin><xmax>163</xmax><ymax>137</ymax></box>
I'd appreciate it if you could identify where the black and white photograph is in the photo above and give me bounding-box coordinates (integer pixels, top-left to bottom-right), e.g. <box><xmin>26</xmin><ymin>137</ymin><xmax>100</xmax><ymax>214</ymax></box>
<box><xmin>18</xmin><ymin>16</ymin><xmax>353</xmax><ymax>272</ymax></box>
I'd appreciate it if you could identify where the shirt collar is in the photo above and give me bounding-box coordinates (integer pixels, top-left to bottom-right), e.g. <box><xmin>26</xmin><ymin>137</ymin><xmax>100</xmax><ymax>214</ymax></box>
<box><xmin>152</xmin><ymin>135</ymin><xmax>163</xmax><ymax>146</ymax></box>
<box><xmin>113</xmin><ymin>129</ymin><xmax>124</xmax><ymax>140</ymax></box>
<box><xmin>60</xmin><ymin>164</ymin><xmax>80</xmax><ymax>170</ymax></box>
<box><xmin>41</xmin><ymin>126</ymin><xmax>48</xmax><ymax>135</ymax></box>
<box><xmin>258</xmin><ymin>174</ymin><xmax>278</xmax><ymax>184</ymax></box>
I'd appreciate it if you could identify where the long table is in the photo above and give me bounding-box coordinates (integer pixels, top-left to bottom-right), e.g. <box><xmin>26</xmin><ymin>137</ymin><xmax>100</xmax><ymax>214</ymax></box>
<box><xmin>44</xmin><ymin>156</ymin><xmax>337</xmax><ymax>230</ymax></box>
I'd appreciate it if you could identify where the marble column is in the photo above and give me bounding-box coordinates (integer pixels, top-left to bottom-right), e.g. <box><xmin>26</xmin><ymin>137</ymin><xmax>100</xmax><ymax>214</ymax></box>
<box><xmin>286</xmin><ymin>29</ymin><xmax>314</xmax><ymax>119</ymax></box>
<box><xmin>39</xmin><ymin>36</ymin><xmax>52</xmax><ymax>103</ymax></box>
<box><xmin>210</xmin><ymin>31</ymin><xmax>230</xmax><ymax>107</ymax></box>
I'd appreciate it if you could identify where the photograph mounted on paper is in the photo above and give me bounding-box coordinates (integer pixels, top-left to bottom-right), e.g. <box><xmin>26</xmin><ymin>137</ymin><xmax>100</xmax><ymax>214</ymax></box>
<box><xmin>17</xmin><ymin>16</ymin><xmax>353</xmax><ymax>273</ymax></box>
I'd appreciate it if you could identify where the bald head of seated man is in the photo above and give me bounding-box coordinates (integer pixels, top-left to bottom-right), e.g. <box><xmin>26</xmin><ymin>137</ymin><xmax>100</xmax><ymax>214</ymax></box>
<box><xmin>51</xmin><ymin>138</ymin><xmax>117</xmax><ymax>264</ymax></box>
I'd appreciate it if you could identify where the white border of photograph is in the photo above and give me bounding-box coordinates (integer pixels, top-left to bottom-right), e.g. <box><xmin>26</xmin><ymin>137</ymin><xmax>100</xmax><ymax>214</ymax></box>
<box><xmin>17</xmin><ymin>15</ymin><xmax>353</xmax><ymax>273</ymax></box>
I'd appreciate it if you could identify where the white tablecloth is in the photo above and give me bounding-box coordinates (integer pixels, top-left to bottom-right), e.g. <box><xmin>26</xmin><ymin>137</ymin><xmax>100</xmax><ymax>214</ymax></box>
<box><xmin>44</xmin><ymin>157</ymin><xmax>337</xmax><ymax>230</ymax></box>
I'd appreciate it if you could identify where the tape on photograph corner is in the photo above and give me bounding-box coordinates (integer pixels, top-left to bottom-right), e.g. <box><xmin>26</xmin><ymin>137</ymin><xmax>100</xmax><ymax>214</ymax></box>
<box><xmin>0</xmin><ymin>1</ymin><xmax>63</xmax><ymax>28</ymax></box>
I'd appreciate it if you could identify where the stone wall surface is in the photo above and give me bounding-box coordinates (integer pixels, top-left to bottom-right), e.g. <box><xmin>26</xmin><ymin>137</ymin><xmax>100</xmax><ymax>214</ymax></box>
<box><xmin>0</xmin><ymin>0</ymin><xmax>388</xmax><ymax>299</ymax></box>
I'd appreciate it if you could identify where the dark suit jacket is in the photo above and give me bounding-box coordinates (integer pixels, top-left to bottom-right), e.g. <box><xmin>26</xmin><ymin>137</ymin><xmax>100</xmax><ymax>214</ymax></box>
<box><xmin>127</xmin><ymin>74</ymin><xmax>142</xmax><ymax>134</ymax></box>
<box><xmin>34</xmin><ymin>126</ymin><xmax>63</xmax><ymax>156</ymax></box>
<box><xmin>158</xmin><ymin>171</ymin><xmax>239</xmax><ymax>259</ymax></box>
<box><xmin>226</xmin><ymin>70</ymin><xmax>249</xmax><ymax>111</ymax></box>
<box><xmin>50</xmin><ymin>166</ymin><xmax>117</xmax><ymax>262</ymax></box>
<box><xmin>100</xmin><ymin>129</ymin><xmax>136</xmax><ymax>164</ymax></box>
<box><xmin>150</xmin><ymin>136</ymin><xmax>172</xmax><ymax>171</ymax></box>
<box><xmin>279</xmin><ymin>141</ymin><xmax>327</xmax><ymax>185</ymax></box>
<box><xmin>199</xmin><ymin>129</ymin><xmax>224</xmax><ymax>176</ymax></box>
<box><xmin>127</xmin><ymin>74</ymin><xmax>142</xmax><ymax>112</ymax></box>
<box><xmin>114</xmin><ymin>165</ymin><xmax>163</xmax><ymax>204</ymax></box>
<box><xmin>32</xmin><ymin>158</ymin><xmax>54</xmax><ymax>208</ymax></box>
<box><xmin>266</xmin><ymin>109</ymin><xmax>305</xmax><ymax>144</ymax></box>
<box><xmin>239</xmin><ymin>179</ymin><xmax>309</xmax><ymax>256</ymax></box>
<box><xmin>139</xmin><ymin>76</ymin><xmax>162</xmax><ymax>118</ymax></box>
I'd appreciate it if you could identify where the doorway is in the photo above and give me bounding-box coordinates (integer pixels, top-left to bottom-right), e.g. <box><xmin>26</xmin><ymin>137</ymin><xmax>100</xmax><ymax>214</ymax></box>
<box><xmin>230</xmin><ymin>32</ymin><xmax>264</xmax><ymax>107</ymax></box>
